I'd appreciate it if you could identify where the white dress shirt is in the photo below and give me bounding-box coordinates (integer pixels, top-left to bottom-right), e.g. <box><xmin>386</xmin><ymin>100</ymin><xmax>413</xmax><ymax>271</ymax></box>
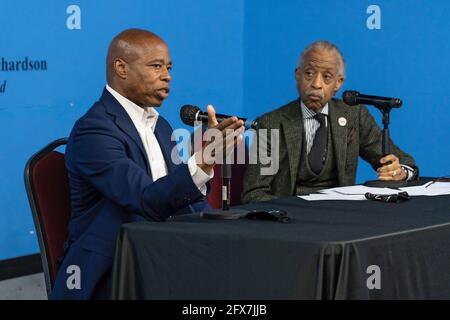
<box><xmin>301</xmin><ymin>101</ymin><xmax>329</xmax><ymax>154</ymax></box>
<box><xmin>106</xmin><ymin>85</ymin><xmax>212</xmax><ymax>195</ymax></box>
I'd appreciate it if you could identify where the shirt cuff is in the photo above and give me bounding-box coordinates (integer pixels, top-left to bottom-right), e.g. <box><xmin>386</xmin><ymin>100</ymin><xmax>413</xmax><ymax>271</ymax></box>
<box><xmin>187</xmin><ymin>153</ymin><xmax>213</xmax><ymax>196</ymax></box>
<box><xmin>400</xmin><ymin>164</ymin><xmax>415</xmax><ymax>181</ymax></box>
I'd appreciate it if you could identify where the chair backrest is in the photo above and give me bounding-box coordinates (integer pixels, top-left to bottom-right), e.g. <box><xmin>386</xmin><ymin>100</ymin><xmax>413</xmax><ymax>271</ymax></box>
<box><xmin>24</xmin><ymin>138</ymin><xmax>71</xmax><ymax>297</ymax></box>
<box><xmin>208</xmin><ymin>162</ymin><xmax>248</xmax><ymax>209</ymax></box>
<box><xmin>207</xmin><ymin>142</ymin><xmax>249</xmax><ymax>209</ymax></box>
<box><xmin>190</xmin><ymin>125</ymin><xmax>249</xmax><ymax>209</ymax></box>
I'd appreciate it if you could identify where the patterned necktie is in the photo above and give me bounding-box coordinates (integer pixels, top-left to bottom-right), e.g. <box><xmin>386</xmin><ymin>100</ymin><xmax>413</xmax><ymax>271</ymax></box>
<box><xmin>308</xmin><ymin>113</ymin><xmax>328</xmax><ymax>175</ymax></box>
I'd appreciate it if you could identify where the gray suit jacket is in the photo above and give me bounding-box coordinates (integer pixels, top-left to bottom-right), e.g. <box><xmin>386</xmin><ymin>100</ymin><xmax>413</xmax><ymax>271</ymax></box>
<box><xmin>241</xmin><ymin>98</ymin><xmax>418</xmax><ymax>204</ymax></box>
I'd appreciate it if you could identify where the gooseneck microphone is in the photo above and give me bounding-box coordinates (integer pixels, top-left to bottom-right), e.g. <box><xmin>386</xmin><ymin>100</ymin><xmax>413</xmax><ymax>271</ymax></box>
<box><xmin>343</xmin><ymin>90</ymin><xmax>408</xmax><ymax>188</ymax></box>
<box><xmin>343</xmin><ymin>90</ymin><xmax>402</xmax><ymax>109</ymax></box>
<box><xmin>180</xmin><ymin>105</ymin><xmax>259</xmax><ymax>130</ymax></box>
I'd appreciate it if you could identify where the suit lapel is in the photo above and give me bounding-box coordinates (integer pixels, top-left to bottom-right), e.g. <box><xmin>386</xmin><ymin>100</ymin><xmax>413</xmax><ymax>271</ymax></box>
<box><xmin>100</xmin><ymin>88</ymin><xmax>152</xmax><ymax>177</ymax></box>
<box><xmin>154</xmin><ymin>118</ymin><xmax>177</xmax><ymax>174</ymax></box>
<box><xmin>329</xmin><ymin>99</ymin><xmax>348</xmax><ymax>185</ymax></box>
<box><xmin>281</xmin><ymin>100</ymin><xmax>304</xmax><ymax>192</ymax></box>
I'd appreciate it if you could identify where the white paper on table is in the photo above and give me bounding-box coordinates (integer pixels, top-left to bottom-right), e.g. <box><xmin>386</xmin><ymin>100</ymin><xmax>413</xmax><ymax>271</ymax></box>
<box><xmin>318</xmin><ymin>185</ymin><xmax>400</xmax><ymax>195</ymax></box>
<box><xmin>298</xmin><ymin>193</ymin><xmax>367</xmax><ymax>201</ymax></box>
<box><xmin>400</xmin><ymin>182</ymin><xmax>450</xmax><ymax>196</ymax></box>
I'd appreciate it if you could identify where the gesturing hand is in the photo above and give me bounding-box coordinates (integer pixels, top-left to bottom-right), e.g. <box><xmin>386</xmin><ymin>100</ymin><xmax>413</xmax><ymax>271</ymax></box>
<box><xmin>195</xmin><ymin>105</ymin><xmax>245</xmax><ymax>175</ymax></box>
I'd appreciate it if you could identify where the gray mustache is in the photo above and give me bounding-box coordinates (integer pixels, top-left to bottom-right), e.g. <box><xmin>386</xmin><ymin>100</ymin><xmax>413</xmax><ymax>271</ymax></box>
<box><xmin>306</xmin><ymin>90</ymin><xmax>324</xmax><ymax>99</ymax></box>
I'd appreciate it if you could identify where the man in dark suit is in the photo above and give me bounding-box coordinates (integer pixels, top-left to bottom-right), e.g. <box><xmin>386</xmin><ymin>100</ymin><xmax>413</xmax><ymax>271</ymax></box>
<box><xmin>242</xmin><ymin>40</ymin><xmax>418</xmax><ymax>203</ymax></box>
<box><xmin>51</xmin><ymin>28</ymin><xmax>244</xmax><ymax>299</ymax></box>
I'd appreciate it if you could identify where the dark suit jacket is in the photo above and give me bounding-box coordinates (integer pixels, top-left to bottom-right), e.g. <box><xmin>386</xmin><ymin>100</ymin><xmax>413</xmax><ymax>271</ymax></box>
<box><xmin>242</xmin><ymin>98</ymin><xmax>418</xmax><ymax>203</ymax></box>
<box><xmin>51</xmin><ymin>88</ymin><xmax>209</xmax><ymax>299</ymax></box>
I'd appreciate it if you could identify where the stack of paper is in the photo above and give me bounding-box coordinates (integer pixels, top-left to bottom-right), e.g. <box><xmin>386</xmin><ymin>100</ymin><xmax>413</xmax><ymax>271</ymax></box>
<box><xmin>298</xmin><ymin>182</ymin><xmax>450</xmax><ymax>201</ymax></box>
<box><xmin>400</xmin><ymin>182</ymin><xmax>450</xmax><ymax>196</ymax></box>
<box><xmin>299</xmin><ymin>193</ymin><xmax>367</xmax><ymax>201</ymax></box>
<box><xmin>298</xmin><ymin>185</ymin><xmax>399</xmax><ymax>201</ymax></box>
<box><xmin>319</xmin><ymin>186</ymin><xmax>400</xmax><ymax>195</ymax></box>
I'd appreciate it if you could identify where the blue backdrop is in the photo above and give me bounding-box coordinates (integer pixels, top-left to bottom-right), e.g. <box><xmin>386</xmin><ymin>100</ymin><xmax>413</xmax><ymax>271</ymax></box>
<box><xmin>0</xmin><ymin>0</ymin><xmax>448</xmax><ymax>260</ymax></box>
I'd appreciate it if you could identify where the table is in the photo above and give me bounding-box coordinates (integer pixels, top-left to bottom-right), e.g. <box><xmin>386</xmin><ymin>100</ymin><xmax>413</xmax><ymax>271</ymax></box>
<box><xmin>111</xmin><ymin>194</ymin><xmax>450</xmax><ymax>299</ymax></box>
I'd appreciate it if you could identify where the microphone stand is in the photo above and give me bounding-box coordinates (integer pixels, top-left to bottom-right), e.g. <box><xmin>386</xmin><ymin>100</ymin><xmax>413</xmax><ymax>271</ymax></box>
<box><xmin>364</xmin><ymin>106</ymin><xmax>408</xmax><ymax>188</ymax></box>
<box><xmin>201</xmin><ymin>151</ymin><xmax>250</xmax><ymax>219</ymax></box>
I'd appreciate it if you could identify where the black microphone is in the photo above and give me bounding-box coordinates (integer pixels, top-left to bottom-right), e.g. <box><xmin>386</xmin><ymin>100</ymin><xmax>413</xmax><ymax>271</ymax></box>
<box><xmin>343</xmin><ymin>90</ymin><xmax>402</xmax><ymax>109</ymax></box>
<box><xmin>365</xmin><ymin>191</ymin><xmax>410</xmax><ymax>203</ymax></box>
<box><xmin>180</xmin><ymin>105</ymin><xmax>259</xmax><ymax>130</ymax></box>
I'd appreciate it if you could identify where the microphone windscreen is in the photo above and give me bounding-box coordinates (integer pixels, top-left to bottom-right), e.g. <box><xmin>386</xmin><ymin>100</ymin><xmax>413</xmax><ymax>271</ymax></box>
<box><xmin>180</xmin><ymin>105</ymin><xmax>200</xmax><ymax>126</ymax></box>
<box><xmin>342</xmin><ymin>90</ymin><xmax>359</xmax><ymax>106</ymax></box>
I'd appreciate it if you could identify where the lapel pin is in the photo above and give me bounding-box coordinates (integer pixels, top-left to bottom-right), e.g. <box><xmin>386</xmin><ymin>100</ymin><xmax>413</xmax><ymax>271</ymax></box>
<box><xmin>338</xmin><ymin>117</ymin><xmax>347</xmax><ymax>127</ymax></box>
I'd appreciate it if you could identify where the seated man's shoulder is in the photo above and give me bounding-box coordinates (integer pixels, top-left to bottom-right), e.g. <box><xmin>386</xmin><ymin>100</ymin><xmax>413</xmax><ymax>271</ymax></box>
<box><xmin>333</xmin><ymin>98</ymin><xmax>367</xmax><ymax>114</ymax></box>
<box><xmin>72</xmin><ymin>99</ymin><xmax>116</xmax><ymax>133</ymax></box>
<box><xmin>257</xmin><ymin>99</ymin><xmax>300</xmax><ymax>127</ymax></box>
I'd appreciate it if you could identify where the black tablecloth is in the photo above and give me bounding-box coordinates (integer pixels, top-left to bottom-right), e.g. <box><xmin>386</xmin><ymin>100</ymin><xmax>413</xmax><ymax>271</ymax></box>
<box><xmin>112</xmin><ymin>194</ymin><xmax>450</xmax><ymax>299</ymax></box>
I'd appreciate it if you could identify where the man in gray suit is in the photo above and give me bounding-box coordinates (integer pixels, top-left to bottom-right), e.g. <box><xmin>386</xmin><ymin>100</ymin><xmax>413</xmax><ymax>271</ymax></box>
<box><xmin>242</xmin><ymin>41</ymin><xmax>418</xmax><ymax>203</ymax></box>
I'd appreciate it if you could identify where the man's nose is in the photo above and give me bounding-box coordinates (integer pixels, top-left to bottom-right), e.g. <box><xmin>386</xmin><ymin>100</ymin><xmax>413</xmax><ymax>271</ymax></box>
<box><xmin>311</xmin><ymin>73</ymin><xmax>323</xmax><ymax>89</ymax></box>
<box><xmin>161</xmin><ymin>66</ymin><xmax>171</xmax><ymax>82</ymax></box>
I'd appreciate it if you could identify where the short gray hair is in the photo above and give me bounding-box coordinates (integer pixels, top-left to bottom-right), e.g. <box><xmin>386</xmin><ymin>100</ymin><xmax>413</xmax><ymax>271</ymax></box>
<box><xmin>298</xmin><ymin>40</ymin><xmax>346</xmax><ymax>79</ymax></box>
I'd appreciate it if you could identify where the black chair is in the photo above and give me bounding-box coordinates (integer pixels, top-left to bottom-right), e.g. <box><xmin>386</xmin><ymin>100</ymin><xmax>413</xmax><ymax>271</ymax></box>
<box><xmin>24</xmin><ymin>138</ymin><xmax>71</xmax><ymax>297</ymax></box>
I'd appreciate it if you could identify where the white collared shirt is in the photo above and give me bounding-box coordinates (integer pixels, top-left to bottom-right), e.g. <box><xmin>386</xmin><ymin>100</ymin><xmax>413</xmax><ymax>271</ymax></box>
<box><xmin>106</xmin><ymin>85</ymin><xmax>211</xmax><ymax>195</ymax></box>
<box><xmin>301</xmin><ymin>101</ymin><xmax>328</xmax><ymax>154</ymax></box>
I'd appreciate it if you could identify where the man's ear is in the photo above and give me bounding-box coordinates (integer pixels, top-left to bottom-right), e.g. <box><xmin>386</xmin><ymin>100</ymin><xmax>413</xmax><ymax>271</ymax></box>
<box><xmin>114</xmin><ymin>58</ymin><xmax>127</xmax><ymax>79</ymax></box>
<box><xmin>294</xmin><ymin>67</ymin><xmax>301</xmax><ymax>81</ymax></box>
<box><xmin>334</xmin><ymin>77</ymin><xmax>344</xmax><ymax>95</ymax></box>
